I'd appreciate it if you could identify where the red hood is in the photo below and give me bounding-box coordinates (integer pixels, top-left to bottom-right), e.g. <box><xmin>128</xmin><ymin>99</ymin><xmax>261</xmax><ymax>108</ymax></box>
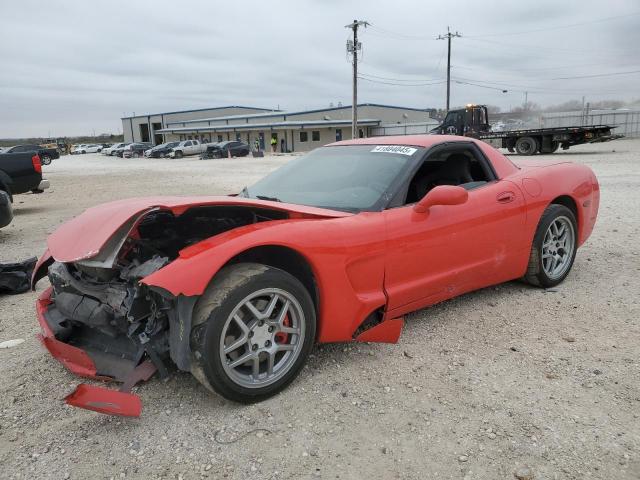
<box><xmin>47</xmin><ymin>196</ymin><xmax>349</xmax><ymax>263</ymax></box>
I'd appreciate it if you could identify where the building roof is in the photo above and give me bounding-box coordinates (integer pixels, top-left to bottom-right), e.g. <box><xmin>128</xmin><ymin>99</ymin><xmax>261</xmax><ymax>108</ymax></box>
<box><xmin>165</xmin><ymin>103</ymin><xmax>432</xmax><ymax>127</ymax></box>
<box><xmin>157</xmin><ymin>118</ymin><xmax>381</xmax><ymax>134</ymax></box>
<box><xmin>121</xmin><ymin>105</ymin><xmax>279</xmax><ymax>120</ymax></box>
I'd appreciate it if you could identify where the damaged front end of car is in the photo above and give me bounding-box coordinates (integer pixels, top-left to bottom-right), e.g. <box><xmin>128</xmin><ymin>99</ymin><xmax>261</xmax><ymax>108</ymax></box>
<box><xmin>33</xmin><ymin>201</ymin><xmax>291</xmax><ymax>416</ymax></box>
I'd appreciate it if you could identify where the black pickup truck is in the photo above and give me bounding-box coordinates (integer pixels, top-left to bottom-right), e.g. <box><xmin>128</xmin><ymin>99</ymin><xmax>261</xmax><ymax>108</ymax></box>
<box><xmin>3</xmin><ymin>144</ymin><xmax>60</xmax><ymax>165</ymax></box>
<box><xmin>0</xmin><ymin>152</ymin><xmax>50</xmax><ymax>228</ymax></box>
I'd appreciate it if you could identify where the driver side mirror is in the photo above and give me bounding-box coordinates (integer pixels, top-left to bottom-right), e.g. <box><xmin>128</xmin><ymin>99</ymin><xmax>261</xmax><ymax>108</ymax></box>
<box><xmin>414</xmin><ymin>185</ymin><xmax>468</xmax><ymax>214</ymax></box>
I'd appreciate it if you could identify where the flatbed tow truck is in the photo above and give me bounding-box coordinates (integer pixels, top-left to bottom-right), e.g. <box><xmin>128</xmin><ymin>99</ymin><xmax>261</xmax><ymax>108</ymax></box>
<box><xmin>432</xmin><ymin>104</ymin><xmax>623</xmax><ymax>155</ymax></box>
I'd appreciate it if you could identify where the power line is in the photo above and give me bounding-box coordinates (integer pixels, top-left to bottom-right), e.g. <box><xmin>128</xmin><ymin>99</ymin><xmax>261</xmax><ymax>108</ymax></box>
<box><xmin>451</xmin><ymin>76</ymin><xmax>629</xmax><ymax>95</ymax></box>
<box><xmin>451</xmin><ymin>62</ymin><xmax>640</xmax><ymax>74</ymax></box>
<box><xmin>367</xmin><ymin>24</ymin><xmax>438</xmax><ymax>40</ymax></box>
<box><xmin>358</xmin><ymin>76</ymin><xmax>445</xmax><ymax>87</ymax></box>
<box><xmin>465</xmin><ymin>12</ymin><xmax>640</xmax><ymax>38</ymax></box>
<box><xmin>437</xmin><ymin>27</ymin><xmax>462</xmax><ymax>111</ymax></box>
<box><xmin>552</xmin><ymin>69</ymin><xmax>640</xmax><ymax>80</ymax></box>
<box><xmin>459</xmin><ymin>36</ymin><xmax>633</xmax><ymax>57</ymax></box>
<box><xmin>453</xmin><ymin>79</ymin><xmax>509</xmax><ymax>92</ymax></box>
<box><xmin>359</xmin><ymin>71</ymin><xmax>443</xmax><ymax>82</ymax></box>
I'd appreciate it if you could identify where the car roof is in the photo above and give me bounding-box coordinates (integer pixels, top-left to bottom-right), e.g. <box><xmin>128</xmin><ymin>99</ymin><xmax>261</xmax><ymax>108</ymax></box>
<box><xmin>329</xmin><ymin>134</ymin><xmax>473</xmax><ymax>149</ymax></box>
<box><xmin>330</xmin><ymin>134</ymin><xmax>519</xmax><ymax>179</ymax></box>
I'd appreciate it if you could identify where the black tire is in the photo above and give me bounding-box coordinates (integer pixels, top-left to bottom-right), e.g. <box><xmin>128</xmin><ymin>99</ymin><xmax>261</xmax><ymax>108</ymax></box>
<box><xmin>515</xmin><ymin>137</ymin><xmax>539</xmax><ymax>155</ymax></box>
<box><xmin>41</xmin><ymin>155</ymin><xmax>52</xmax><ymax>165</ymax></box>
<box><xmin>190</xmin><ymin>263</ymin><xmax>316</xmax><ymax>403</ymax></box>
<box><xmin>81</xmin><ymin>150</ymin><xmax>86</xmax><ymax>154</ymax></box>
<box><xmin>524</xmin><ymin>204</ymin><xmax>578</xmax><ymax>288</ymax></box>
<box><xmin>174</xmin><ymin>150</ymin><xmax>183</xmax><ymax>159</ymax></box>
<box><xmin>541</xmin><ymin>141</ymin><xmax>559</xmax><ymax>154</ymax></box>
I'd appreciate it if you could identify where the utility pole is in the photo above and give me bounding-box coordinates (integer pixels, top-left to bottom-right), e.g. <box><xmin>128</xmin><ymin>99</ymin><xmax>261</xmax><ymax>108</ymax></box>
<box><xmin>437</xmin><ymin>27</ymin><xmax>461</xmax><ymax>112</ymax></box>
<box><xmin>524</xmin><ymin>91</ymin><xmax>528</xmax><ymax>111</ymax></box>
<box><xmin>346</xmin><ymin>19</ymin><xmax>368</xmax><ymax>139</ymax></box>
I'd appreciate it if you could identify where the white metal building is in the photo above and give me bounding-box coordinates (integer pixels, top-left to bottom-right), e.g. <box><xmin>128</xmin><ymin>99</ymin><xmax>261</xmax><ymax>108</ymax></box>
<box><xmin>121</xmin><ymin>104</ymin><xmax>434</xmax><ymax>152</ymax></box>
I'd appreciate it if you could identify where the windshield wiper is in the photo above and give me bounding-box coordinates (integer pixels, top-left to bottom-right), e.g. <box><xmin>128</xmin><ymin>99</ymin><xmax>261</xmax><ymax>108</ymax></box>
<box><xmin>255</xmin><ymin>195</ymin><xmax>282</xmax><ymax>202</ymax></box>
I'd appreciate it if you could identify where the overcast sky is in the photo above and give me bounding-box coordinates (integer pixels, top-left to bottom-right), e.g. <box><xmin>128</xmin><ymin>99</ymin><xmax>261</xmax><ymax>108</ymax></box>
<box><xmin>1</xmin><ymin>0</ymin><xmax>639</xmax><ymax>137</ymax></box>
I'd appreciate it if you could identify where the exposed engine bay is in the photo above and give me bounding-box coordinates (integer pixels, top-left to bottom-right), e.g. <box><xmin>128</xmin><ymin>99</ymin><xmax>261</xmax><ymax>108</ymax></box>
<box><xmin>44</xmin><ymin>205</ymin><xmax>288</xmax><ymax>381</ymax></box>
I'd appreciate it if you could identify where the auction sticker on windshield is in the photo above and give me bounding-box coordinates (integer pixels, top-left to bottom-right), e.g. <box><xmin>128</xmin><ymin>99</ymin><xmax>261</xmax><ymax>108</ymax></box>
<box><xmin>370</xmin><ymin>145</ymin><xmax>417</xmax><ymax>156</ymax></box>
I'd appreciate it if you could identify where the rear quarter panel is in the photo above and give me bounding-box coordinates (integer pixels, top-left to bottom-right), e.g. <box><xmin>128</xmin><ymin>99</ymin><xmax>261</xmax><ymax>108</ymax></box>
<box><xmin>509</xmin><ymin>162</ymin><xmax>599</xmax><ymax>248</ymax></box>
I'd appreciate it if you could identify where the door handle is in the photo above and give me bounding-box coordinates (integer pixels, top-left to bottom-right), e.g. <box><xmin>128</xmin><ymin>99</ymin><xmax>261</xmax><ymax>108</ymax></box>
<box><xmin>497</xmin><ymin>191</ymin><xmax>515</xmax><ymax>203</ymax></box>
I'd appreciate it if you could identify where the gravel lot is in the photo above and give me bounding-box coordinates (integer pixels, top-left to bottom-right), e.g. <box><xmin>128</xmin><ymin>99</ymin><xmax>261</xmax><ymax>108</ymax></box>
<box><xmin>1</xmin><ymin>141</ymin><xmax>639</xmax><ymax>480</ymax></box>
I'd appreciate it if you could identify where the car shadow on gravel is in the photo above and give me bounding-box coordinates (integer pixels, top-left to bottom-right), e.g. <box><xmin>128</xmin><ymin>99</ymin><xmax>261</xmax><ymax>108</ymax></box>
<box><xmin>13</xmin><ymin>205</ymin><xmax>49</xmax><ymax>216</ymax></box>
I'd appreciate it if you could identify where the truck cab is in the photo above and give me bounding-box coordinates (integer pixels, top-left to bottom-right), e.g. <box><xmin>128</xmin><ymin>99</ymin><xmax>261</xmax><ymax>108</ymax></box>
<box><xmin>433</xmin><ymin>105</ymin><xmax>490</xmax><ymax>136</ymax></box>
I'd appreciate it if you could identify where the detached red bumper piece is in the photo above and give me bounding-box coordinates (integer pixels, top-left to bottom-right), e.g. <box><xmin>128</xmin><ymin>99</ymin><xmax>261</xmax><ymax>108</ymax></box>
<box><xmin>65</xmin><ymin>384</ymin><xmax>142</xmax><ymax>417</ymax></box>
<box><xmin>36</xmin><ymin>287</ymin><xmax>155</xmax><ymax>417</ymax></box>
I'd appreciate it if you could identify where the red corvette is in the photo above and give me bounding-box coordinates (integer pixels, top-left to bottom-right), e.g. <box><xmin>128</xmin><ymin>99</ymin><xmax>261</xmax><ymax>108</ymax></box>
<box><xmin>32</xmin><ymin>135</ymin><xmax>599</xmax><ymax>416</ymax></box>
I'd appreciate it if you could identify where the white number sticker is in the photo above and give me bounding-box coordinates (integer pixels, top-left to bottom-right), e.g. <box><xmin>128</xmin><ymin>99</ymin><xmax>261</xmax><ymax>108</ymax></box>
<box><xmin>370</xmin><ymin>145</ymin><xmax>417</xmax><ymax>156</ymax></box>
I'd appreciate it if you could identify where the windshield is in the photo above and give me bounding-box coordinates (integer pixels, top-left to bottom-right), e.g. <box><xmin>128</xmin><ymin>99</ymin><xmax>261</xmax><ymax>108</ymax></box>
<box><xmin>243</xmin><ymin>144</ymin><xmax>422</xmax><ymax>212</ymax></box>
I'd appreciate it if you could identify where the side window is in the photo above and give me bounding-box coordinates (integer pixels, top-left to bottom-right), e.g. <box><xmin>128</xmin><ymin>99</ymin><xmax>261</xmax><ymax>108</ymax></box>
<box><xmin>184</xmin><ymin>141</ymin><xmax>191</xmax><ymax>147</ymax></box>
<box><xmin>402</xmin><ymin>147</ymin><xmax>494</xmax><ymax>205</ymax></box>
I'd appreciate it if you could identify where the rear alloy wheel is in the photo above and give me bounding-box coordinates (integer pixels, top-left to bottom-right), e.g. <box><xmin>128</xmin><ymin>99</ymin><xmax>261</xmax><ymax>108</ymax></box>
<box><xmin>190</xmin><ymin>263</ymin><xmax>316</xmax><ymax>403</ymax></box>
<box><xmin>515</xmin><ymin>136</ymin><xmax>539</xmax><ymax>155</ymax></box>
<box><xmin>40</xmin><ymin>155</ymin><xmax>52</xmax><ymax>165</ymax></box>
<box><xmin>524</xmin><ymin>204</ymin><xmax>577</xmax><ymax>288</ymax></box>
<box><xmin>174</xmin><ymin>150</ymin><xmax>183</xmax><ymax>159</ymax></box>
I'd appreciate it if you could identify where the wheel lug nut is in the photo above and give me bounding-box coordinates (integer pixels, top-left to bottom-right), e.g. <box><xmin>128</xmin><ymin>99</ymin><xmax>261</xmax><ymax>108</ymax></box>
<box><xmin>249</xmin><ymin>331</ymin><xmax>254</xmax><ymax>338</ymax></box>
<box><xmin>258</xmin><ymin>320</ymin><xmax>264</xmax><ymax>327</ymax></box>
<box><xmin>268</xmin><ymin>326</ymin><xmax>274</xmax><ymax>333</ymax></box>
<box><xmin>252</xmin><ymin>344</ymin><xmax>258</xmax><ymax>351</ymax></box>
<box><xmin>265</xmin><ymin>340</ymin><xmax>271</xmax><ymax>347</ymax></box>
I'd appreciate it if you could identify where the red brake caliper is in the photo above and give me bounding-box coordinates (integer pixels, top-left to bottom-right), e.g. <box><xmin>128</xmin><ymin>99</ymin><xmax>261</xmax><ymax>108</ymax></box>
<box><xmin>274</xmin><ymin>314</ymin><xmax>291</xmax><ymax>344</ymax></box>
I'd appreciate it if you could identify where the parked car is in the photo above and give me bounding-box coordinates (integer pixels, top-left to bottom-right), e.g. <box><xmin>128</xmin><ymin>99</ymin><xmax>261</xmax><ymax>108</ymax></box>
<box><xmin>3</xmin><ymin>144</ymin><xmax>59</xmax><ymax>165</ymax></box>
<box><xmin>144</xmin><ymin>142</ymin><xmax>180</xmax><ymax>158</ymax></box>
<box><xmin>32</xmin><ymin>134</ymin><xmax>600</xmax><ymax>416</ymax></box>
<box><xmin>0</xmin><ymin>151</ymin><xmax>50</xmax><ymax>228</ymax></box>
<box><xmin>122</xmin><ymin>142</ymin><xmax>152</xmax><ymax>158</ymax></box>
<box><xmin>0</xmin><ymin>189</ymin><xmax>12</xmax><ymax>228</ymax></box>
<box><xmin>201</xmin><ymin>141</ymin><xmax>250</xmax><ymax>159</ymax></box>
<box><xmin>111</xmin><ymin>144</ymin><xmax>131</xmax><ymax>157</ymax></box>
<box><xmin>102</xmin><ymin>143</ymin><xmax>128</xmax><ymax>156</ymax></box>
<box><xmin>70</xmin><ymin>144</ymin><xmax>87</xmax><ymax>154</ymax></box>
<box><xmin>72</xmin><ymin>144</ymin><xmax>103</xmax><ymax>154</ymax></box>
<box><xmin>168</xmin><ymin>139</ymin><xmax>208</xmax><ymax>158</ymax></box>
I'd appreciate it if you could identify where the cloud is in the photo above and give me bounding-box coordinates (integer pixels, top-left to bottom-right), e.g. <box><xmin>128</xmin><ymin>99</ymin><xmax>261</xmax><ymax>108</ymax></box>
<box><xmin>0</xmin><ymin>0</ymin><xmax>638</xmax><ymax>137</ymax></box>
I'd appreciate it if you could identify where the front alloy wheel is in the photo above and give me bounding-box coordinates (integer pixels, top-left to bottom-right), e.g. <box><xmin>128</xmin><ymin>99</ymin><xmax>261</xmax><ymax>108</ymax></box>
<box><xmin>219</xmin><ymin>288</ymin><xmax>305</xmax><ymax>388</ymax></box>
<box><xmin>190</xmin><ymin>263</ymin><xmax>316</xmax><ymax>402</ymax></box>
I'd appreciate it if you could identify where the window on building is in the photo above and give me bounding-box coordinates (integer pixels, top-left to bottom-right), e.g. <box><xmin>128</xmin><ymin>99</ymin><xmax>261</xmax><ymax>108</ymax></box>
<box><xmin>218</xmin><ymin>135</ymin><xmax>223</xmax><ymax>142</ymax></box>
<box><xmin>299</xmin><ymin>131</ymin><xmax>308</xmax><ymax>142</ymax></box>
<box><xmin>312</xmin><ymin>131</ymin><xmax>320</xmax><ymax>141</ymax></box>
<box><xmin>139</xmin><ymin>123</ymin><xmax>150</xmax><ymax>142</ymax></box>
<box><xmin>359</xmin><ymin>129</ymin><xmax>364</xmax><ymax>139</ymax></box>
<box><xmin>335</xmin><ymin>129</ymin><xmax>342</xmax><ymax>141</ymax></box>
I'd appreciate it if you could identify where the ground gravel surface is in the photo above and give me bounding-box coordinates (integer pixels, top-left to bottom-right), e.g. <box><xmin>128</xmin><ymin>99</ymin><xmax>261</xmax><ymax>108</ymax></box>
<box><xmin>0</xmin><ymin>141</ymin><xmax>638</xmax><ymax>479</ymax></box>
